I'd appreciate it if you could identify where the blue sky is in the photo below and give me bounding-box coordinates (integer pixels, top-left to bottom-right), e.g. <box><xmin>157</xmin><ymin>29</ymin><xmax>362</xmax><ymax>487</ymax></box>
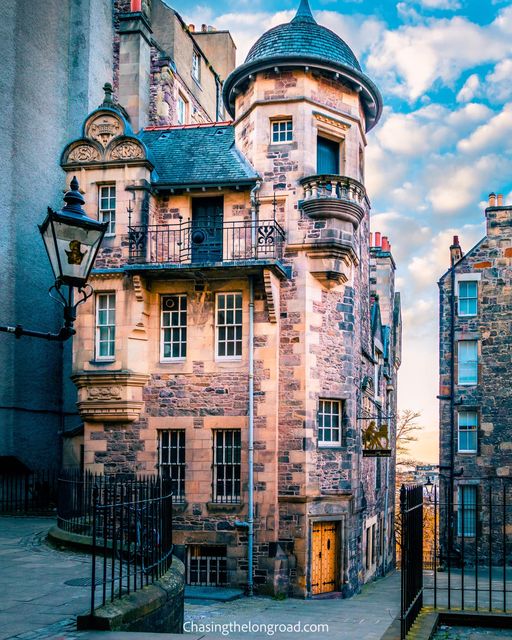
<box><xmin>171</xmin><ymin>0</ymin><xmax>512</xmax><ymax>462</ymax></box>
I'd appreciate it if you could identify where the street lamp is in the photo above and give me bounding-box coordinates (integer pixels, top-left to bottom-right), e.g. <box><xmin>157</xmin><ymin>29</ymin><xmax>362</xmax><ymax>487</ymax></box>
<box><xmin>0</xmin><ymin>177</ymin><xmax>107</xmax><ymax>341</ymax></box>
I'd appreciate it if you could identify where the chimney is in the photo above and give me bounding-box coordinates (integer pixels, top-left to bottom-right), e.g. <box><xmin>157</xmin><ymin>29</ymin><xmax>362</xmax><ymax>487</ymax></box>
<box><xmin>117</xmin><ymin>6</ymin><xmax>152</xmax><ymax>131</ymax></box>
<box><xmin>497</xmin><ymin>193</ymin><xmax>503</xmax><ymax>206</ymax></box>
<box><xmin>369</xmin><ymin>232</ymin><xmax>373</xmax><ymax>247</ymax></box>
<box><xmin>382</xmin><ymin>236</ymin><xmax>390</xmax><ymax>252</ymax></box>
<box><xmin>450</xmin><ymin>235</ymin><xmax>462</xmax><ymax>265</ymax></box>
<box><xmin>375</xmin><ymin>232</ymin><xmax>381</xmax><ymax>247</ymax></box>
<box><xmin>201</xmin><ymin>23</ymin><xmax>207</xmax><ymax>32</ymax></box>
<box><xmin>189</xmin><ymin>24</ymin><xmax>195</xmax><ymax>32</ymax></box>
<box><xmin>489</xmin><ymin>193</ymin><xmax>496</xmax><ymax>207</ymax></box>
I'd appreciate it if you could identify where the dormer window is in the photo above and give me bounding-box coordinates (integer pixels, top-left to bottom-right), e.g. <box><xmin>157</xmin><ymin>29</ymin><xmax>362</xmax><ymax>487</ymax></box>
<box><xmin>271</xmin><ymin>118</ymin><xmax>293</xmax><ymax>143</ymax></box>
<box><xmin>192</xmin><ymin>50</ymin><xmax>201</xmax><ymax>83</ymax></box>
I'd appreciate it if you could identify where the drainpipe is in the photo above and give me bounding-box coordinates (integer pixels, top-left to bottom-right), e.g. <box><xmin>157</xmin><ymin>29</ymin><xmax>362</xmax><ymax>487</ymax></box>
<box><xmin>448</xmin><ymin>259</ymin><xmax>456</xmax><ymax>561</ymax></box>
<box><xmin>246</xmin><ymin>181</ymin><xmax>260</xmax><ymax>596</ymax></box>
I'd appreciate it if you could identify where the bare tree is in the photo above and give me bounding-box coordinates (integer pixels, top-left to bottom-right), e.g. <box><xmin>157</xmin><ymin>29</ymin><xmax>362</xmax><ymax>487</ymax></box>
<box><xmin>396</xmin><ymin>409</ymin><xmax>422</xmax><ymax>458</ymax></box>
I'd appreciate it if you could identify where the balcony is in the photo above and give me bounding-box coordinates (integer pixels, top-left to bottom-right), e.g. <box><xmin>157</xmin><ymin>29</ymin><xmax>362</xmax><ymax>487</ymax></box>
<box><xmin>299</xmin><ymin>175</ymin><xmax>368</xmax><ymax>228</ymax></box>
<box><xmin>127</xmin><ymin>218</ymin><xmax>286</xmax><ymax>276</ymax></box>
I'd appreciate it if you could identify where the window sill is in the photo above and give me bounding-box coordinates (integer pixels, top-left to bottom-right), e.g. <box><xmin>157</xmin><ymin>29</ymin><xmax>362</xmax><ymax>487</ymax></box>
<box><xmin>207</xmin><ymin>501</ymin><xmax>243</xmax><ymax>514</ymax></box>
<box><xmin>458</xmin><ymin>314</ymin><xmax>477</xmax><ymax>318</ymax></box>
<box><xmin>172</xmin><ymin>501</ymin><xmax>188</xmax><ymax>513</ymax></box>
<box><xmin>457</xmin><ymin>451</ymin><xmax>477</xmax><ymax>455</ymax></box>
<box><xmin>458</xmin><ymin>383</ymin><xmax>478</xmax><ymax>387</ymax></box>
<box><xmin>318</xmin><ymin>444</ymin><xmax>345</xmax><ymax>450</ymax></box>
<box><xmin>90</xmin><ymin>358</ymin><xmax>116</xmax><ymax>365</ymax></box>
<box><xmin>215</xmin><ymin>357</ymin><xmax>243</xmax><ymax>363</ymax></box>
<box><xmin>160</xmin><ymin>359</ymin><xmax>186</xmax><ymax>364</ymax></box>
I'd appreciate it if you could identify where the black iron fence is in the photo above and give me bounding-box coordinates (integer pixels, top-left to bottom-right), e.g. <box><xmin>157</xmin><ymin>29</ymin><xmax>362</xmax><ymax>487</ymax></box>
<box><xmin>128</xmin><ymin>218</ymin><xmax>285</xmax><ymax>265</ymax></box>
<box><xmin>90</xmin><ymin>477</ymin><xmax>173</xmax><ymax>614</ymax></box>
<box><xmin>0</xmin><ymin>469</ymin><xmax>59</xmax><ymax>513</ymax></box>
<box><xmin>400</xmin><ymin>484</ymin><xmax>423</xmax><ymax>639</ymax></box>
<box><xmin>424</xmin><ymin>478</ymin><xmax>512</xmax><ymax>614</ymax></box>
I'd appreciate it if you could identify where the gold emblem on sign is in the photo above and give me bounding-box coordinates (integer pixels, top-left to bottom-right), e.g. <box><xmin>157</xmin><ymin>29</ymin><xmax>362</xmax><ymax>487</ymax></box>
<box><xmin>66</xmin><ymin>240</ymin><xmax>87</xmax><ymax>265</ymax></box>
<box><xmin>362</xmin><ymin>421</ymin><xmax>389</xmax><ymax>450</ymax></box>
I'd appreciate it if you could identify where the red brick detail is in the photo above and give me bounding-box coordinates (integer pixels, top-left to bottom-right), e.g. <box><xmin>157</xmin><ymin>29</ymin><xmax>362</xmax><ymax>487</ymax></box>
<box><xmin>474</xmin><ymin>261</ymin><xmax>492</xmax><ymax>269</ymax></box>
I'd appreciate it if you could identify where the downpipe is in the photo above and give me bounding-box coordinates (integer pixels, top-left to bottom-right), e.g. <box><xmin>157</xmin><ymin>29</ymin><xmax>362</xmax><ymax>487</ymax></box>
<box><xmin>247</xmin><ymin>276</ymin><xmax>255</xmax><ymax>596</ymax></box>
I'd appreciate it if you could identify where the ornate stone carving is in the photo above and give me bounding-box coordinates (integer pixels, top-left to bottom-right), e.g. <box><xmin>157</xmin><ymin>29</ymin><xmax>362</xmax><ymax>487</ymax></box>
<box><xmin>87</xmin><ymin>114</ymin><xmax>122</xmax><ymax>147</ymax></box>
<box><xmin>72</xmin><ymin>371</ymin><xmax>149</xmax><ymax>423</ymax></box>
<box><xmin>87</xmin><ymin>386</ymin><xmax>123</xmax><ymax>400</ymax></box>
<box><xmin>130</xmin><ymin>275</ymin><xmax>150</xmax><ymax>339</ymax></box>
<box><xmin>263</xmin><ymin>269</ymin><xmax>280</xmax><ymax>323</ymax></box>
<box><xmin>314</xmin><ymin>112</ymin><xmax>350</xmax><ymax>131</ymax></box>
<box><xmin>68</xmin><ymin>144</ymin><xmax>101</xmax><ymax>163</ymax></box>
<box><xmin>110</xmin><ymin>141</ymin><xmax>144</xmax><ymax>160</ymax></box>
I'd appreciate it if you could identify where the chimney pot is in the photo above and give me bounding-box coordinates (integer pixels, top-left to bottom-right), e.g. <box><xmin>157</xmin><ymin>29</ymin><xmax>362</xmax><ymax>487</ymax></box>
<box><xmin>489</xmin><ymin>193</ymin><xmax>496</xmax><ymax>207</ymax></box>
<box><xmin>375</xmin><ymin>232</ymin><xmax>381</xmax><ymax>247</ymax></box>
<box><xmin>369</xmin><ymin>232</ymin><xmax>373</xmax><ymax>247</ymax></box>
<box><xmin>452</xmin><ymin>235</ymin><xmax>459</xmax><ymax>246</ymax></box>
<box><xmin>131</xmin><ymin>0</ymin><xmax>142</xmax><ymax>10</ymax></box>
<box><xmin>382</xmin><ymin>237</ymin><xmax>390</xmax><ymax>251</ymax></box>
<box><xmin>497</xmin><ymin>193</ymin><xmax>503</xmax><ymax>206</ymax></box>
<box><xmin>201</xmin><ymin>23</ymin><xmax>207</xmax><ymax>32</ymax></box>
<box><xmin>189</xmin><ymin>23</ymin><xmax>195</xmax><ymax>32</ymax></box>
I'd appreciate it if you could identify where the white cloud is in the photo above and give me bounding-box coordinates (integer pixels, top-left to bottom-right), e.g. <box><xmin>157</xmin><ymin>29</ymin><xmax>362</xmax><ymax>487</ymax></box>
<box><xmin>418</xmin><ymin>0</ymin><xmax>461</xmax><ymax>8</ymax></box>
<box><xmin>456</xmin><ymin>73</ymin><xmax>480</xmax><ymax>103</ymax></box>
<box><xmin>457</xmin><ymin>104</ymin><xmax>512</xmax><ymax>153</ymax></box>
<box><xmin>367</xmin><ymin>7</ymin><xmax>512</xmax><ymax>100</ymax></box>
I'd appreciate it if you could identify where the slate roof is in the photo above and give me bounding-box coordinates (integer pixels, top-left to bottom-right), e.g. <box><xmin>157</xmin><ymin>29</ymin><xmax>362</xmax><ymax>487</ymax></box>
<box><xmin>245</xmin><ymin>0</ymin><xmax>361</xmax><ymax>73</ymax></box>
<box><xmin>139</xmin><ymin>124</ymin><xmax>259</xmax><ymax>188</ymax></box>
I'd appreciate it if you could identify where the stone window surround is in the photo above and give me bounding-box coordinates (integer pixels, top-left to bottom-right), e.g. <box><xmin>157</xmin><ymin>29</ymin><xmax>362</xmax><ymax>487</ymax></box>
<box><xmin>160</xmin><ymin>293</ymin><xmax>187</xmax><ymax>362</ymax></box>
<box><xmin>313</xmin><ymin>117</ymin><xmax>347</xmax><ymax>175</ymax></box>
<box><xmin>95</xmin><ymin>292</ymin><xmax>116</xmax><ymax>362</ymax></box>
<box><xmin>317</xmin><ymin>398</ymin><xmax>344</xmax><ymax>447</ymax></box>
<box><xmin>456</xmin><ymin>273</ymin><xmax>481</xmax><ymax>318</ymax></box>
<box><xmin>270</xmin><ymin>116</ymin><xmax>293</xmax><ymax>144</ymax></box>
<box><xmin>456</xmin><ymin>338</ymin><xmax>479</xmax><ymax>386</ymax></box>
<box><xmin>457</xmin><ymin>409</ymin><xmax>479</xmax><ymax>454</ymax></box>
<box><xmin>215</xmin><ymin>292</ymin><xmax>243</xmax><ymax>361</ymax></box>
<box><xmin>98</xmin><ymin>183</ymin><xmax>116</xmax><ymax>237</ymax></box>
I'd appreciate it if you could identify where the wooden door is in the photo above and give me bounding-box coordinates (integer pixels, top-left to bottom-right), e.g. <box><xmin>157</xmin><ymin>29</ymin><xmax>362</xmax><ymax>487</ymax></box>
<box><xmin>311</xmin><ymin>521</ymin><xmax>339</xmax><ymax>595</ymax></box>
<box><xmin>317</xmin><ymin>136</ymin><xmax>340</xmax><ymax>175</ymax></box>
<box><xmin>191</xmin><ymin>197</ymin><xmax>223</xmax><ymax>262</ymax></box>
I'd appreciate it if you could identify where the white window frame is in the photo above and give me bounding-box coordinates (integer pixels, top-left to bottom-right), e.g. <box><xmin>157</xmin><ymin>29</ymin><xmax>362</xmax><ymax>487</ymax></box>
<box><xmin>458</xmin><ymin>280</ymin><xmax>478</xmax><ymax>316</ymax></box>
<box><xmin>458</xmin><ymin>411</ymin><xmax>478</xmax><ymax>453</ymax></box>
<box><xmin>158</xmin><ymin>429</ymin><xmax>186</xmax><ymax>502</ymax></box>
<box><xmin>177</xmin><ymin>94</ymin><xmax>187</xmax><ymax>125</ymax></box>
<box><xmin>458</xmin><ymin>340</ymin><xmax>478</xmax><ymax>385</ymax></box>
<box><xmin>215</xmin><ymin>293</ymin><xmax>243</xmax><ymax>360</ymax></box>
<box><xmin>457</xmin><ymin>485</ymin><xmax>477</xmax><ymax>537</ymax></box>
<box><xmin>161</xmin><ymin>295</ymin><xmax>187</xmax><ymax>361</ymax></box>
<box><xmin>95</xmin><ymin>293</ymin><xmax>116</xmax><ymax>361</ymax></box>
<box><xmin>99</xmin><ymin>184</ymin><xmax>116</xmax><ymax>236</ymax></box>
<box><xmin>271</xmin><ymin>118</ymin><xmax>293</xmax><ymax>143</ymax></box>
<box><xmin>192</xmin><ymin>50</ymin><xmax>201</xmax><ymax>83</ymax></box>
<box><xmin>318</xmin><ymin>399</ymin><xmax>342</xmax><ymax>447</ymax></box>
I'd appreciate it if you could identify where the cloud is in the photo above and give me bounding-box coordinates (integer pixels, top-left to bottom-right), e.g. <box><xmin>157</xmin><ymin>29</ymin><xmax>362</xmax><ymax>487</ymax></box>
<box><xmin>456</xmin><ymin>74</ymin><xmax>480</xmax><ymax>103</ymax></box>
<box><xmin>367</xmin><ymin>7</ymin><xmax>512</xmax><ymax>101</ymax></box>
<box><xmin>457</xmin><ymin>104</ymin><xmax>512</xmax><ymax>153</ymax></box>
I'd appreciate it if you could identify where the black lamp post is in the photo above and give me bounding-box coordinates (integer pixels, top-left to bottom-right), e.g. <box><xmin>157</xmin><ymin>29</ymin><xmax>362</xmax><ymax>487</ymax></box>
<box><xmin>0</xmin><ymin>177</ymin><xmax>107</xmax><ymax>341</ymax></box>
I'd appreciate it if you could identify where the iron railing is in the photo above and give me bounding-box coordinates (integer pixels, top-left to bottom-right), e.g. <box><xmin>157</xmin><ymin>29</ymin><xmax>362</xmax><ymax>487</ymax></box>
<box><xmin>90</xmin><ymin>477</ymin><xmax>173</xmax><ymax>613</ymax></box>
<box><xmin>299</xmin><ymin>174</ymin><xmax>369</xmax><ymax>208</ymax></box>
<box><xmin>425</xmin><ymin>478</ymin><xmax>512</xmax><ymax>614</ymax></box>
<box><xmin>400</xmin><ymin>484</ymin><xmax>423</xmax><ymax>639</ymax></box>
<box><xmin>128</xmin><ymin>218</ymin><xmax>285</xmax><ymax>265</ymax></box>
<box><xmin>0</xmin><ymin>469</ymin><xmax>59</xmax><ymax>513</ymax></box>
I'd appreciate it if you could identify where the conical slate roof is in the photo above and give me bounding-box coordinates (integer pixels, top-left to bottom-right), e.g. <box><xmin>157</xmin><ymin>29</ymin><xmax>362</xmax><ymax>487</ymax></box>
<box><xmin>245</xmin><ymin>0</ymin><xmax>361</xmax><ymax>73</ymax></box>
<box><xmin>222</xmin><ymin>0</ymin><xmax>382</xmax><ymax>131</ymax></box>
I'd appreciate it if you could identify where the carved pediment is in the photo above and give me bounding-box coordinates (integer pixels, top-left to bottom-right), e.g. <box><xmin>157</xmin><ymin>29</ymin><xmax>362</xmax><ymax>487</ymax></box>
<box><xmin>62</xmin><ymin>108</ymin><xmax>149</xmax><ymax>167</ymax></box>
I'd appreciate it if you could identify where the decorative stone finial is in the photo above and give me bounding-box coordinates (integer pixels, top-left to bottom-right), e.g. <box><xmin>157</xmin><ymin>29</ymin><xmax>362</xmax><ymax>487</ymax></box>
<box><xmin>63</xmin><ymin>177</ymin><xmax>86</xmax><ymax>214</ymax></box>
<box><xmin>102</xmin><ymin>82</ymin><xmax>114</xmax><ymax>105</ymax></box>
<box><xmin>292</xmin><ymin>0</ymin><xmax>316</xmax><ymax>23</ymax></box>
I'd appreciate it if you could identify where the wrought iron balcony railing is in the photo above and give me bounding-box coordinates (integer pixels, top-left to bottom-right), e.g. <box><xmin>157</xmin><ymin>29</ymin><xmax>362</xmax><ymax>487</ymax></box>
<box><xmin>128</xmin><ymin>219</ymin><xmax>285</xmax><ymax>265</ymax></box>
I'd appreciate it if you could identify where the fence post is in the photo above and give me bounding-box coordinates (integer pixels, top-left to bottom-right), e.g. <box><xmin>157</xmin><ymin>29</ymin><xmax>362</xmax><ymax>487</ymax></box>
<box><xmin>90</xmin><ymin>485</ymin><xmax>99</xmax><ymax>616</ymax></box>
<box><xmin>400</xmin><ymin>485</ymin><xmax>406</xmax><ymax>640</ymax></box>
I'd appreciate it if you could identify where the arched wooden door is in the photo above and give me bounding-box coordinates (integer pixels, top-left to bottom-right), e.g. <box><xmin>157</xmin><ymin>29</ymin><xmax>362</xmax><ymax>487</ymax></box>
<box><xmin>311</xmin><ymin>521</ymin><xmax>340</xmax><ymax>595</ymax></box>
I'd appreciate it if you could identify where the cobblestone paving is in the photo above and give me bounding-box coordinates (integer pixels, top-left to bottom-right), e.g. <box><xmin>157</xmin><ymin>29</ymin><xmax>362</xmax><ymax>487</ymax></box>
<box><xmin>0</xmin><ymin>517</ymin><xmax>402</xmax><ymax>640</ymax></box>
<box><xmin>433</xmin><ymin>625</ymin><xmax>512</xmax><ymax>640</ymax></box>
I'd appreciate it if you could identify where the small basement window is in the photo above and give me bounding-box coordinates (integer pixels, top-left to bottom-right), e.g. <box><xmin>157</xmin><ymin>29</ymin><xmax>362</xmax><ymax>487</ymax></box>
<box><xmin>187</xmin><ymin>545</ymin><xmax>227</xmax><ymax>586</ymax></box>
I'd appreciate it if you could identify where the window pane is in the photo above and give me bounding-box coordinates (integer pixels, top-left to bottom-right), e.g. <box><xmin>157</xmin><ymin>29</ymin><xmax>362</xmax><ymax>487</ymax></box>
<box><xmin>161</xmin><ymin>295</ymin><xmax>187</xmax><ymax>359</ymax></box>
<box><xmin>216</xmin><ymin>293</ymin><xmax>242</xmax><ymax>358</ymax></box>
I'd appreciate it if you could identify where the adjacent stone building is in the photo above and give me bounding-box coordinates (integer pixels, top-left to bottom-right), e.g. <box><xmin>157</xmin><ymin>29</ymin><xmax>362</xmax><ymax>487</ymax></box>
<box><xmin>60</xmin><ymin>0</ymin><xmax>401</xmax><ymax>597</ymax></box>
<box><xmin>438</xmin><ymin>193</ymin><xmax>512</xmax><ymax>563</ymax></box>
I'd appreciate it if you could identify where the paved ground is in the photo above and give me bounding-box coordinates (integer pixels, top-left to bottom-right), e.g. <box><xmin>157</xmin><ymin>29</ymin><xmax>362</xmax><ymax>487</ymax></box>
<box><xmin>433</xmin><ymin>625</ymin><xmax>512</xmax><ymax>640</ymax></box>
<box><xmin>0</xmin><ymin>516</ymin><xmax>401</xmax><ymax>639</ymax></box>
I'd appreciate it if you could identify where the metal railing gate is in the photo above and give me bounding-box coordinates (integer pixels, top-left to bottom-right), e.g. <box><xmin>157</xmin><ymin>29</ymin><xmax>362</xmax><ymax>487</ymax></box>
<box><xmin>400</xmin><ymin>484</ymin><xmax>423</xmax><ymax>639</ymax></box>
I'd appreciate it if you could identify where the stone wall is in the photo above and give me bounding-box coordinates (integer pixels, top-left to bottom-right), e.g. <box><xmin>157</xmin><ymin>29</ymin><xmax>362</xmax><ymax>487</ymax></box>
<box><xmin>439</xmin><ymin>204</ymin><xmax>512</xmax><ymax>562</ymax></box>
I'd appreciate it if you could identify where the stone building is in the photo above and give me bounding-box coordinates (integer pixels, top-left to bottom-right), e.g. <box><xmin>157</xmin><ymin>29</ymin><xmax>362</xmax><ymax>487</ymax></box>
<box><xmin>438</xmin><ymin>193</ymin><xmax>512</xmax><ymax>563</ymax></box>
<box><xmin>61</xmin><ymin>0</ymin><xmax>401</xmax><ymax>597</ymax></box>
